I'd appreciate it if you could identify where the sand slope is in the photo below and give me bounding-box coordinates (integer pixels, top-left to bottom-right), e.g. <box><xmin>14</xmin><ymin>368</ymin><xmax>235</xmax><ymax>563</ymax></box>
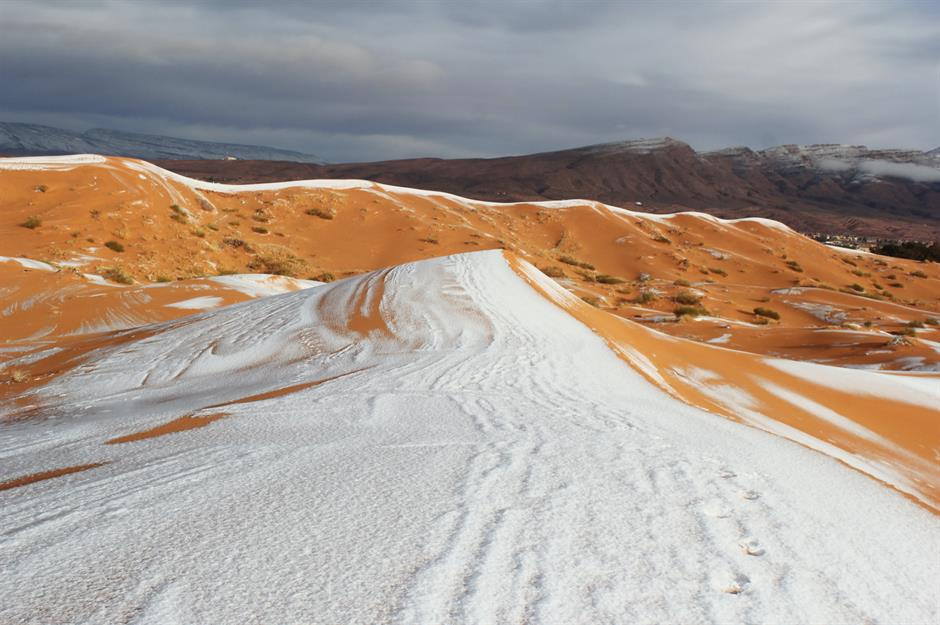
<box><xmin>1</xmin><ymin>251</ymin><xmax>938</xmax><ymax>624</ymax></box>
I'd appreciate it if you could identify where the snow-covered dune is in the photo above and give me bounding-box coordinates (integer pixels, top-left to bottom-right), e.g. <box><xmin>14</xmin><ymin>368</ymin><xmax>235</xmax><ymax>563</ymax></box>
<box><xmin>2</xmin><ymin>250</ymin><xmax>937</xmax><ymax>624</ymax></box>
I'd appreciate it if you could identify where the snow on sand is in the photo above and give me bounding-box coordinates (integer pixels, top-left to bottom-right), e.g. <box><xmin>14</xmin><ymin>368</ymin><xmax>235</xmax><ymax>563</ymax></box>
<box><xmin>1</xmin><ymin>250</ymin><xmax>937</xmax><ymax>624</ymax></box>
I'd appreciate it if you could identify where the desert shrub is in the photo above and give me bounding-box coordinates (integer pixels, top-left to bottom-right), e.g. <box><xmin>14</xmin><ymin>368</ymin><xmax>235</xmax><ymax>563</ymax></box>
<box><xmin>910</xmin><ymin>270</ymin><xmax>928</xmax><ymax>278</ymax></box>
<box><xmin>35</xmin><ymin>184</ymin><xmax>48</xmax><ymax>193</ymax></box>
<box><xmin>634</xmin><ymin>290</ymin><xmax>657</xmax><ymax>304</ymax></box>
<box><xmin>19</xmin><ymin>215</ymin><xmax>41</xmax><ymax>229</ymax></box>
<box><xmin>155</xmin><ymin>275</ymin><xmax>173</xmax><ymax>283</ymax></box>
<box><xmin>223</xmin><ymin>237</ymin><xmax>246</xmax><ymax>248</ymax></box>
<box><xmin>674</xmin><ymin>305</ymin><xmax>708</xmax><ymax>318</ymax></box>
<box><xmin>673</xmin><ymin>279</ymin><xmax>691</xmax><ymax>287</ymax></box>
<box><xmin>674</xmin><ymin>291</ymin><xmax>701</xmax><ymax>305</ymax></box>
<box><xmin>207</xmin><ymin>223</ymin><xmax>220</xmax><ymax>231</ymax></box>
<box><xmin>577</xmin><ymin>270</ymin><xmax>596</xmax><ymax>282</ymax></box>
<box><xmin>580</xmin><ymin>295</ymin><xmax>601</xmax><ymax>307</ymax></box>
<box><xmin>871</xmin><ymin>241</ymin><xmax>940</xmax><ymax>262</ymax></box>
<box><xmin>596</xmin><ymin>274</ymin><xmax>625</xmax><ymax>284</ymax></box>
<box><xmin>251</xmin><ymin>226</ymin><xmax>269</xmax><ymax>234</ymax></box>
<box><xmin>785</xmin><ymin>260</ymin><xmax>803</xmax><ymax>272</ymax></box>
<box><xmin>252</xmin><ymin>210</ymin><xmax>271</xmax><ymax>222</ymax></box>
<box><xmin>541</xmin><ymin>266</ymin><xmax>565</xmax><ymax>278</ymax></box>
<box><xmin>100</xmin><ymin>266</ymin><xmax>133</xmax><ymax>284</ymax></box>
<box><xmin>708</xmin><ymin>267</ymin><xmax>728</xmax><ymax>277</ymax></box>
<box><xmin>652</xmin><ymin>234</ymin><xmax>671</xmax><ymax>244</ymax></box>
<box><xmin>170</xmin><ymin>212</ymin><xmax>188</xmax><ymax>224</ymax></box>
<box><xmin>420</xmin><ymin>237</ymin><xmax>439</xmax><ymax>244</ymax></box>
<box><xmin>311</xmin><ymin>272</ymin><xmax>336</xmax><ymax>282</ymax></box>
<box><xmin>848</xmin><ymin>283</ymin><xmax>865</xmax><ymax>292</ymax></box>
<box><xmin>104</xmin><ymin>240</ymin><xmax>125</xmax><ymax>252</ymax></box>
<box><xmin>637</xmin><ymin>272</ymin><xmax>651</xmax><ymax>282</ymax></box>
<box><xmin>306</xmin><ymin>208</ymin><xmax>335</xmax><ymax>220</ymax></box>
<box><xmin>558</xmin><ymin>255</ymin><xmax>595</xmax><ymax>270</ymax></box>
<box><xmin>907</xmin><ymin>320</ymin><xmax>925</xmax><ymax>329</ymax></box>
<box><xmin>841</xmin><ymin>258</ymin><xmax>857</xmax><ymax>267</ymax></box>
<box><xmin>753</xmin><ymin>307</ymin><xmax>780</xmax><ymax>320</ymax></box>
<box><xmin>192</xmin><ymin>229</ymin><xmax>206</xmax><ymax>238</ymax></box>
<box><xmin>891</xmin><ymin>327</ymin><xmax>917</xmax><ymax>337</ymax></box>
<box><xmin>248</xmin><ymin>245</ymin><xmax>306</xmax><ymax>277</ymax></box>
<box><xmin>851</xmin><ymin>269</ymin><xmax>870</xmax><ymax>277</ymax></box>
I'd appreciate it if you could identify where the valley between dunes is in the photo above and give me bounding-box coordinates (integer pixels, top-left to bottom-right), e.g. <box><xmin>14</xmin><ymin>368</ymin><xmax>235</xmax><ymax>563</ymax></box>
<box><xmin>1</xmin><ymin>155</ymin><xmax>938</xmax><ymax>624</ymax></box>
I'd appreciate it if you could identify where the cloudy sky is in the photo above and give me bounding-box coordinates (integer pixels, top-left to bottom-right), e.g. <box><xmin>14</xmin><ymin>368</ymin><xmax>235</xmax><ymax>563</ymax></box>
<box><xmin>0</xmin><ymin>0</ymin><xmax>937</xmax><ymax>162</ymax></box>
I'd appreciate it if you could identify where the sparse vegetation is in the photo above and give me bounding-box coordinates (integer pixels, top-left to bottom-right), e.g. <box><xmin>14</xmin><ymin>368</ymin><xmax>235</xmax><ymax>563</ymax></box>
<box><xmin>785</xmin><ymin>260</ymin><xmax>803</xmax><ymax>273</ymax></box>
<box><xmin>708</xmin><ymin>267</ymin><xmax>728</xmax><ymax>277</ymax></box>
<box><xmin>634</xmin><ymin>290</ymin><xmax>657</xmax><ymax>304</ymax></box>
<box><xmin>306</xmin><ymin>208</ymin><xmax>335</xmax><ymax>220</ymax></box>
<box><xmin>8</xmin><ymin>369</ymin><xmax>30</xmax><ymax>383</ymax></box>
<box><xmin>19</xmin><ymin>215</ymin><xmax>41</xmax><ymax>229</ymax></box>
<box><xmin>100</xmin><ymin>266</ymin><xmax>134</xmax><ymax>285</ymax></box>
<box><xmin>848</xmin><ymin>283</ymin><xmax>865</xmax><ymax>292</ymax></box>
<box><xmin>674</xmin><ymin>305</ymin><xmax>708</xmax><ymax>318</ymax></box>
<box><xmin>580</xmin><ymin>295</ymin><xmax>601</xmax><ymax>307</ymax></box>
<box><xmin>673</xmin><ymin>279</ymin><xmax>691</xmax><ymax>287</ymax></box>
<box><xmin>104</xmin><ymin>240</ymin><xmax>125</xmax><ymax>252</ymax></box>
<box><xmin>155</xmin><ymin>275</ymin><xmax>173</xmax><ymax>283</ymax></box>
<box><xmin>674</xmin><ymin>291</ymin><xmax>702</xmax><ymax>305</ymax></box>
<box><xmin>910</xmin><ymin>270</ymin><xmax>928</xmax><ymax>278</ymax></box>
<box><xmin>251</xmin><ymin>226</ymin><xmax>269</xmax><ymax>234</ymax></box>
<box><xmin>248</xmin><ymin>245</ymin><xmax>306</xmax><ymax>277</ymax></box>
<box><xmin>35</xmin><ymin>184</ymin><xmax>48</xmax><ymax>193</ymax></box>
<box><xmin>311</xmin><ymin>272</ymin><xmax>336</xmax><ymax>282</ymax></box>
<box><xmin>925</xmin><ymin>317</ymin><xmax>939</xmax><ymax>326</ymax></box>
<box><xmin>541</xmin><ymin>266</ymin><xmax>565</xmax><ymax>278</ymax></box>
<box><xmin>753</xmin><ymin>307</ymin><xmax>780</xmax><ymax>320</ymax></box>
<box><xmin>907</xmin><ymin>320</ymin><xmax>925</xmax><ymax>329</ymax></box>
<box><xmin>871</xmin><ymin>241</ymin><xmax>940</xmax><ymax>262</ymax></box>
<box><xmin>652</xmin><ymin>234</ymin><xmax>671</xmax><ymax>244</ymax></box>
<box><xmin>596</xmin><ymin>274</ymin><xmax>625</xmax><ymax>284</ymax></box>
<box><xmin>558</xmin><ymin>255</ymin><xmax>595</xmax><ymax>270</ymax></box>
<box><xmin>419</xmin><ymin>237</ymin><xmax>439</xmax><ymax>244</ymax></box>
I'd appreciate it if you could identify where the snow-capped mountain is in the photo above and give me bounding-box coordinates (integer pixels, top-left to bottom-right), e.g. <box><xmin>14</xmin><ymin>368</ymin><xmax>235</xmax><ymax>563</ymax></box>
<box><xmin>0</xmin><ymin>122</ymin><xmax>322</xmax><ymax>163</ymax></box>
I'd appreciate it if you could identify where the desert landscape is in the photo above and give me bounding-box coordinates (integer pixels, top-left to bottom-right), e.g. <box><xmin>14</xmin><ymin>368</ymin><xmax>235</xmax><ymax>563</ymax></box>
<box><xmin>2</xmin><ymin>1</ymin><xmax>939</xmax><ymax>623</ymax></box>
<box><xmin>1</xmin><ymin>154</ymin><xmax>938</xmax><ymax>623</ymax></box>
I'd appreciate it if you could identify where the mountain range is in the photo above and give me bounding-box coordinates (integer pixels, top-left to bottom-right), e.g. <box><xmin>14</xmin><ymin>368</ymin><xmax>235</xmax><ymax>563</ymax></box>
<box><xmin>160</xmin><ymin>137</ymin><xmax>940</xmax><ymax>240</ymax></box>
<box><xmin>0</xmin><ymin>122</ymin><xmax>322</xmax><ymax>163</ymax></box>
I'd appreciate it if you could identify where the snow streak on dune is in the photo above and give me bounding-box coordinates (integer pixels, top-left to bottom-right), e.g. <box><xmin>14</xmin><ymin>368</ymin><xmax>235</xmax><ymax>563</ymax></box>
<box><xmin>1</xmin><ymin>251</ymin><xmax>938</xmax><ymax>624</ymax></box>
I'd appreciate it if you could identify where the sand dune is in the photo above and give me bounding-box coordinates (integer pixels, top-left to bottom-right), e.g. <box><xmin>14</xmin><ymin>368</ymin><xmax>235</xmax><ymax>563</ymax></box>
<box><xmin>1</xmin><ymin>156</ymin><xmax>939</xmax><ymax>623</ymax></box>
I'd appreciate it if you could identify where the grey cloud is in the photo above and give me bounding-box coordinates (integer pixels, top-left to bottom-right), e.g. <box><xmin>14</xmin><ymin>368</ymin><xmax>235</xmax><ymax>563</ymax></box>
<box><xmin>0</xmin><ymin>0</ymin><xmax>936</xmax><ymax>161</ymax></box>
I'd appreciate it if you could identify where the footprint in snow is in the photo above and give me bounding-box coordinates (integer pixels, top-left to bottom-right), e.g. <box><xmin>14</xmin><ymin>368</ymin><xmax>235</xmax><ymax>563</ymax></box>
<box><xmin>718</xmin><ymin>468</ymin><xmax>736</xmax><ymax>479</ymax></box>
<box><xmin>738</xmin><ymin>537</ymin><xmax>765</xmax><ymax>556</ymax></box>
<box><xmin>713</xmin><ymin>571</ymin><xmax>751</xmax><ymax>595</ymax></box>
<box><xmin>739</xmin><ymin>489</ymin><xmax>761</xmax><ymax>501</ymax></box>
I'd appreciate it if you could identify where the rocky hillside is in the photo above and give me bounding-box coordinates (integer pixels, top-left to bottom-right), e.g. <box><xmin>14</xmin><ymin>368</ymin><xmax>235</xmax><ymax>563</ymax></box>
<box><xmin>159</xmin><ymin>138</ymin><xmax>940</xmax><ymax>239</ymax></box>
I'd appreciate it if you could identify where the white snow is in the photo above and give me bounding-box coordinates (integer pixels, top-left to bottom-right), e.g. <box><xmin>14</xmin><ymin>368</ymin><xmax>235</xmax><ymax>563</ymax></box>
<box><xmin>208</xmin><ymin>274</ymin><xmax>322</xmax><ymax>297</ymax></box>
<box><xmin>0</xmin><ymin>154</ymin><xmax>107</xmax><ymax>170</ymax></box>
<box><xmin>164</xmin><ymin>296</ymin><xmax>225</xmax><ymax>310</ymax></box>
<box><xmin>1</xmin><ymin>250</ymin><xmax>938</xmax><ymax>625</ymax></box>
<box><xmin>0</xmin><ymin>256</ymin><xmax>57</xmax><ymax>272</ymax></box>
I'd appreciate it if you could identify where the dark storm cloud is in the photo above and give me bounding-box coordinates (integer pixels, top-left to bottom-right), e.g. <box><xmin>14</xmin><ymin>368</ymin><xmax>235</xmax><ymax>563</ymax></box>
<box><xmin>0</xmin><ymin>0</ymin><xmax>936</xmax><ymax>161</ymax></box>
